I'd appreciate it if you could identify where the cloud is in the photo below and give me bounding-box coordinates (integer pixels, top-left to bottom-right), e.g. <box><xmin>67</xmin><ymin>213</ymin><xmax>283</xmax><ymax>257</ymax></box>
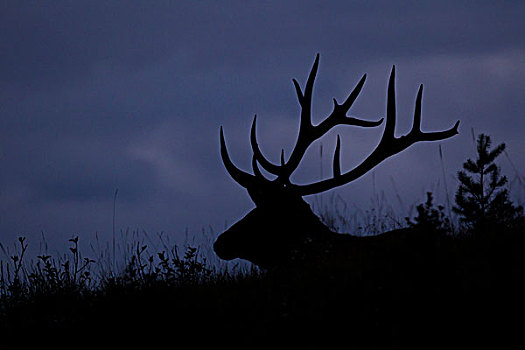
<box><xmin>126</xmin><ymin>120</ymin><xmax>215</xmax><ymax>196</ymax></box>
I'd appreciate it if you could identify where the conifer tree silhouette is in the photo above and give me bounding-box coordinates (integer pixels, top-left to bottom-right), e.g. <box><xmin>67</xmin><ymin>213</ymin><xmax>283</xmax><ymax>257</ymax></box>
<box><xmin>453</xmin><ymin>133</ymin><xmax>524</xmax><ymax>233</ymax></box>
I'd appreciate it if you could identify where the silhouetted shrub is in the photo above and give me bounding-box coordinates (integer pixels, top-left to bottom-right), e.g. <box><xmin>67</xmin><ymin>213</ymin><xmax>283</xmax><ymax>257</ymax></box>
<box><xmin>406</xmin><ymin>192</ymin><xmax>452</xmax><ymax>234</ymax></box>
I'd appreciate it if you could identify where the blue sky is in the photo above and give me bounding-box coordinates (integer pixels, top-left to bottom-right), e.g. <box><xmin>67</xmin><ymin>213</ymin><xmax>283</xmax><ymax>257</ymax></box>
<box><xmin>1</xmin><ymin>1</ymin><xmax>524</xmax><ymax>254</ymax></box>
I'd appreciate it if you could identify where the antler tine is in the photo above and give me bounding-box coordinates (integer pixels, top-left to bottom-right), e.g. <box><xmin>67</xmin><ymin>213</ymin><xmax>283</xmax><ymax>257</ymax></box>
<box><xmin>295</xmin><ymin>65</ymin><xmax>460</xmax><ymax>196</ymax></box>
<box><xmin>333</xmin><ymin>135</ymin><xmax>341</xmax><ymax>178</ymax></box>
<box><xmin>383</xmin><ymin>65</ymin><xmax>397</xmax><ymax>140</ymax></box>
<box><xmin>412</xmin><ymin>84</ymin><xmax>423</xmax><ymax>134</ymax></box>
<box><xmin>250</xmin><ymin>115</ymin><xmax>282</xmax><ymax>175</ymax></box>
<box><xmin>220</xmin><ymin>126</ymin><xmax>256</xmax><ymax>188</ymax></box>
<box><xmin>292</xmin><ymin>53</ymin><xmax>319</xmax><ymax>129</ymax></box>
<box><xmin>251</xmin><ymin>155</ymin><xmax>264</xmax><ymax>178</ymax></box>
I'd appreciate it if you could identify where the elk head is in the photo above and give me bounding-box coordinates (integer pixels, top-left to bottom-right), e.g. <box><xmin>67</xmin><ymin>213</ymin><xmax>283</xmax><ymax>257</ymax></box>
<box><xmin>214</xmin><ymin>54</ymin><xmax>459</xmax><ymax>268</ymax></box>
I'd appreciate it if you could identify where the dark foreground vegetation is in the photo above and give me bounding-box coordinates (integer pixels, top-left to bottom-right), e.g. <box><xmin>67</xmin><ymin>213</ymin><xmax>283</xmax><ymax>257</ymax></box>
<box><xmin>0</xmin><ymin>225</ymin><xmax>524</xmax><ymax>348</ymax></box>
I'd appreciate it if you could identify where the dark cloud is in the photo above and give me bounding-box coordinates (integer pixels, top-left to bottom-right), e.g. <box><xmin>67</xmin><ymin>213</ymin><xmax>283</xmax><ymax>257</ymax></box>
<box><xmin>0</xmin><ymin>1</ymin><xmax>524</xmax><ymax>254</ymax></box>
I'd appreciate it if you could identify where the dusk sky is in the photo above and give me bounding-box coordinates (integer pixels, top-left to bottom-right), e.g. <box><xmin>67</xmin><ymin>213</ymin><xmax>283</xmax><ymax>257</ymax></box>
<box><xmin>1</xmin><ymin>1</ymin><xmax>524</xmax><ymax>255</ymax></box>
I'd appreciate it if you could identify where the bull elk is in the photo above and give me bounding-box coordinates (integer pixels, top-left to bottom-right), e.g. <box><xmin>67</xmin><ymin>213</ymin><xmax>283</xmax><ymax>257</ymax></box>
<box><xmin>214</xmin><ymin>54</ymin><xmax>459</xmax><ymax>269</ymax></box>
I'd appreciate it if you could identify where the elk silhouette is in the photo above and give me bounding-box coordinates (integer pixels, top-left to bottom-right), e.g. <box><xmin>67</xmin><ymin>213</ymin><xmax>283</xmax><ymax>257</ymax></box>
<box><xmin>214</xmin><ymin>54</ymin><xmax>459</xmax><ymax>269</ymax></box>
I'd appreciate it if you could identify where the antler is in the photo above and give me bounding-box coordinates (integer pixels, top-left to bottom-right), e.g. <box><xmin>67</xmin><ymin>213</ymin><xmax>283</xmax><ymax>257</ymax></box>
<box><xmin>293</xmin><ymin>66</ymin><xmax>460</xmax><ymax>195</ymax></box>
<box><xmin>220</xmin><ymin>55</ymin><xmax>460</xmax><ymax>196</ymax></box>
<box><xmin>250</xmin><ymin>54</ymin><xmax>383</xmax><ymax>183</ymax></box>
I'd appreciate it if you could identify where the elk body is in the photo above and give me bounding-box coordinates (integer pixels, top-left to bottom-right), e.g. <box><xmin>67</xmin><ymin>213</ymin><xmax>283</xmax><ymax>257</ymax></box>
<box><xmin>214</xmin><ymin>54</ymin><xmax>459</xmax><ymax>269</ymax></box>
